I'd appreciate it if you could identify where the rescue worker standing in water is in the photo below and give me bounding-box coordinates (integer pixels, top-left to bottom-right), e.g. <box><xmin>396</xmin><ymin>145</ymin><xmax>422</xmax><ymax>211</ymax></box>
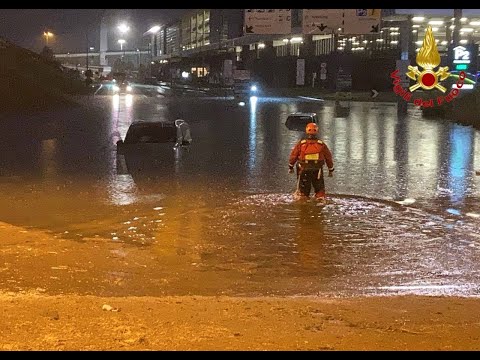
<box><xmin>288</xmin><ymin>123</ymin><xmax>334</xmax><ymax>200</ymax></box>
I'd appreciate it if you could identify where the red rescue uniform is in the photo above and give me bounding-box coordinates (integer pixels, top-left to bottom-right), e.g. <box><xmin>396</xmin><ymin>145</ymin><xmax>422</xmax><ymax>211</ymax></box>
<box><xmin>289</xmin><ymin>137</ymin><xmax>334</xmax><ymax>198</ymax></box>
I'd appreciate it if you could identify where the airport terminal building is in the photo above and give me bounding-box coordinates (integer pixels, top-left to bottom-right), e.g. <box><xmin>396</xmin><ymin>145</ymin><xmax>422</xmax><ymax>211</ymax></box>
<box><xmin>144</xmin><ymin>9</ymin><xmax>479</xmax><ymax>89</ymax></box>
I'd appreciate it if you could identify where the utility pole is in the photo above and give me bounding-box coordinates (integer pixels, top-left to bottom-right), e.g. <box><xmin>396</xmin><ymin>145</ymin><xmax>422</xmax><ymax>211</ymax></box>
<box><xmin>453</xmin><ymin>9</ymin><xmax>462</xmax><ymax>47</ymax></box>
<box><xmin>86</xmin><ymin>31</ymin><xmax>89</xmax><ymax>70</ymax></box>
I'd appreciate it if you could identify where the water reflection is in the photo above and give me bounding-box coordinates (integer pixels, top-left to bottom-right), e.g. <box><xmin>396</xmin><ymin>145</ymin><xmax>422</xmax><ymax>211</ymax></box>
<box><xmin>107</xmin><ymin>174</ymin><xmax>138</xmax><ymax>206</ymax></box>
<box><xmin>245</xmin><ymin>101</ymin><xmax>480</xmax><ymax>210</ymax></box>
<box><xmin>394</xmin><ymin>116</ymin><xmax>409</xmax><ymax>200</ymax></box>
<box><xmin>448</xmin><ymin>124</ymin><xmax>474</xmax><ymax>204</ymax></box>
<box><xmin>2</xmin><ymin>97</ymin><xmax>480</xmax><ymax>297</ymax></box>
<box><xmin>293</xmin><ymin>204</ymin><xmax>329</xmax><ymax>275</ymax></box>
<box><xmin>112</xmin><ymin>94</ymin><xmax>135</xmax><ymax>143</ymax></box>
<box><xmin>1</xmin><ymin>98</ymin><xmax>480</xmax><ymax>211</ymax></box>
<box><xmin>248</xmin><ymin>96</ymin><xmax>257</xmax><ymax>173</ymax></box>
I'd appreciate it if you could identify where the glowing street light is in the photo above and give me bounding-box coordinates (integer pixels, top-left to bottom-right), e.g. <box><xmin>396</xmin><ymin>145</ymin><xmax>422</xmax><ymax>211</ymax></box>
<box><xmin>118</xmin><ymin>39</ymin><xmax>126</xmax><ymax>51</ymax></box>
<box><xmin>118</xmin><ymin>23</ymin><xmax>130</xmax><ymax>34</ymax></box>
<box><xmin>43</xmin><ymin>31</ymin><xmax>54</xmax><ymax>46</ymax></box>
<box><xmin>147</xmin><ymin>25</ymin><xmax>160</xmax><ymax>34</ymax></box>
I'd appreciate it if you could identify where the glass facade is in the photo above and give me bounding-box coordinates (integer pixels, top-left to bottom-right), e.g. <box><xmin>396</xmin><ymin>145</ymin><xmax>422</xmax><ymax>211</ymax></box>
<box><xmin>166</xmin><ymin>24</ymin><xmax>180</xmax><ymax>55</ymax></box>
<box><xmin>180</xmin><ymin>10</ymin><xmax>211</xmax><ymax>50</ymax></box>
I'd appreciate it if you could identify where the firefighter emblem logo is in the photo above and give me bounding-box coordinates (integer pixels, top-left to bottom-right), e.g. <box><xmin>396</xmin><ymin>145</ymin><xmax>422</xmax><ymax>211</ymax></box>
<box><xmin>406</xmin><ymin>25</ymin><xmax>450</xmax><ymax>92</ymax></box>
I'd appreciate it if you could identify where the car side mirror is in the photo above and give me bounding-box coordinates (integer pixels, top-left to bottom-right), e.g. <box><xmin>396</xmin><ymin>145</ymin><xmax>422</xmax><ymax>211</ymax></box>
<box><xmin>116</xmin><ymin>139</ymin><xmax>124</xmax><ymax>153</ymax></box>
<box><xmin>174</xmin><ymin>140</ymin><xmax>191</xmax><ymax>148</ymax></box>
<box><xmin>175</xmin><ymin>119</ymin><xmax>193</xmax><ymax>144</ymax></box>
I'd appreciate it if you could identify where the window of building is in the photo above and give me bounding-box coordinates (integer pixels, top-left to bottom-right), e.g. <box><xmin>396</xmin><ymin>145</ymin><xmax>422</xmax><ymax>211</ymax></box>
<box><xmin>191</xmin><ymin>67</ymin><xmax>208</xmax><ymax>77</ymax></box>
<box><xmin>314</xmin><ymin>37</ymin><xmax>334</xmax><ymax>55</ymax></box>
<box><xmin>290</xmin><ymin>43</ymin><xmax>300</xmax><ymax>56</ymax></box>
<box><xmin>276</xmin><ymin>45</ymin><xmax>288</xmax><ymax>57</ymax></box>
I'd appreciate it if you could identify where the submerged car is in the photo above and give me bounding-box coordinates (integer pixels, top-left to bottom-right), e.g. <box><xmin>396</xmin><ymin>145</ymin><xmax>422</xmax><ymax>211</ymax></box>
<box><xmin>116</xmin><ymin>120</ymin><xmax>192</xmax><ymax>177</ymax></box>
<box><xmin>117</xmin><ymin>120</ymin><xmax>192</xmax><ymax>151</ymax></box>
<box><xmin>285</xmin><ymin>112</ymin><xmax>318</xmax><ymax>131</ymax></box>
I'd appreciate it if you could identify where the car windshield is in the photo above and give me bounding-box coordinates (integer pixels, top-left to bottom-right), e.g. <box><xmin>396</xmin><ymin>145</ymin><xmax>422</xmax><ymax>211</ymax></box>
<box><xmin>124</xmin><ymin>124</ymin><xmax>177</xmax><ymax>144</ymax></box>
<box><xmin>287</xmin><ymin>116</ymin><xmax>313</xmax><ymax>124</ymax></box>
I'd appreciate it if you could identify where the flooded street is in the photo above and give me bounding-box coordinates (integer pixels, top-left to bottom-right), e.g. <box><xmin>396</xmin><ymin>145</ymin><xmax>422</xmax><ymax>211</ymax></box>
<box><xmin>1</xmin><ymin>92</ymin><xmax>480</xmax><ymax>297</ymax></box>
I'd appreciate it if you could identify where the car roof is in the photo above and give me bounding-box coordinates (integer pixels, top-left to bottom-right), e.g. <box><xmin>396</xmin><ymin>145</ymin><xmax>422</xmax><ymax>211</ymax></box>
<box><xmin>129</xmin><ymin>121</ymin><xmax>175</xmax><ymax>129</ymax></box>
<box><xmin>124</xmin><ymin>121</ymin><xmax>178</xmax><ymax>144</ymax></box>
<box><xmin>288</xmin><ymin>112</ymin><xmax>317</xmax><ymax>117</ymax></box>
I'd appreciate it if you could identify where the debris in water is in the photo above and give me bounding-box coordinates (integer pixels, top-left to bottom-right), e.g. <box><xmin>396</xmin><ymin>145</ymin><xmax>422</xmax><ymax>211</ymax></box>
<box><xmin>102</xmin><ymin>304</ymin><xmax>120</xmax><ymax>312</ymax></box>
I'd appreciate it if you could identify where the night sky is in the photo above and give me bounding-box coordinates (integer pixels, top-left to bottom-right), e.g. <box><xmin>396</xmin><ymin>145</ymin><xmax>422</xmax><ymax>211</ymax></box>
<box><xmin>0</xmin><ymin>9</ymin><xmax>188</xmax><ymax>52</ymax></box>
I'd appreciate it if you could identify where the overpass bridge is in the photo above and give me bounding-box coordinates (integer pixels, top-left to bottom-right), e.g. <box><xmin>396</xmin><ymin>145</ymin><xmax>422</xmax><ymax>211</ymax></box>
<box><xmin>54</xmin><ymin>50</ymin><xmax>151</xmax><ymax>72</ymax></box>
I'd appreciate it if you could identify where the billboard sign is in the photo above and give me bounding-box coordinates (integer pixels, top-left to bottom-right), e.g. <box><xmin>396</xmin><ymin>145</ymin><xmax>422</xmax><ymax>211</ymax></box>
<box><xmin>343</xmin><ymin>9</ymin><xmax>381</xmax><ymax>34</ymax></box>
<box><xmin>244</xmin><ymin>9</ymin><xmax>292</xmax><ymax>34</ymax></box>
<box><xmin>302</xmin><ymin>9</ymin><xmax>343</xmax><ymax>34</ymax></box>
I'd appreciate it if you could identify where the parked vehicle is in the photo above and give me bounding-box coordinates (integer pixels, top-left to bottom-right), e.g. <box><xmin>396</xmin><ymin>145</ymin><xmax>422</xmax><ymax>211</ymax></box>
<box><xmin>285</xmin><ymin>112</ymin><xmax>318</xmax><ymax>131</ymax></box>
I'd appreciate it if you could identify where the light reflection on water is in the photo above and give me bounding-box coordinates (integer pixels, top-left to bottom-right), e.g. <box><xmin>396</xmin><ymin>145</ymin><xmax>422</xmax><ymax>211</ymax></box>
<box><xmin>1</xmin><ymin>96</ymin><xmax>480</xmax><ymax>296</ymax></box>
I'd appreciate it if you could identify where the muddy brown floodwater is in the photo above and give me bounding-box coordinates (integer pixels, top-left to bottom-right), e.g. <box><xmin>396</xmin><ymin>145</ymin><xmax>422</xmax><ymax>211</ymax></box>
<box><xmin>1</xmin><ymin>92</ymin><xmax>480</xmax><ymax>349</ymax></box>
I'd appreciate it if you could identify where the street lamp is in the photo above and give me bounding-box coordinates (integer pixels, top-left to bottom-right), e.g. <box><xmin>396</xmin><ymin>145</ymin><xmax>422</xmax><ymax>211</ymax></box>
<box><xmin>147</xmin><ymin>25</ymin><xmax>160</xmax><ymax>34</ymax></box>
<box><xmin>43</xmin><ymin>31</ymin><xmax>54</xmax><ymax>46</ymax></box>
<box><xmin>118</xmin><ymin>23</ymin><xmax>130</xmax><ymax>34</ymax></box>
<box><xmin>118</xmin><ymin>39</ymin><xmax>126</xmax><ymax>59</ymax></box>
<box><xmin>118</xmin><ymin>39</ymin><xmax>126</xmax><ymax>51</ymax></box>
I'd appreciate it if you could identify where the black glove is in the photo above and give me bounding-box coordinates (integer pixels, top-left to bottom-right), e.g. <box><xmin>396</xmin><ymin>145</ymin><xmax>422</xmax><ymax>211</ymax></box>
<box><xmin>288</xmin><ymin>165</ymin><xmax>294</xmax><ymax>174</ymax></box>
<box><xmin>328</xmin><ymin>168</ymin><xmax>334</xmax><ymax>177</ymax></box>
